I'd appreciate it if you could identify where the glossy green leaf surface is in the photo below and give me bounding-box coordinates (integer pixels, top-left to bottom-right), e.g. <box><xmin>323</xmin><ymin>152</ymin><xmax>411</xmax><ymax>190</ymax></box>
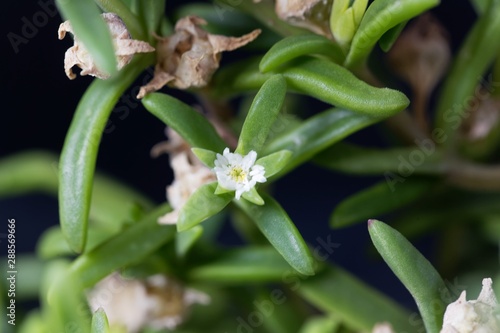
<box><xmin>237</xmin><ymin>193</ymin><xmax>315</xmax><ymax>276</ymax></box>
<box><xmin>91</xmin><ymin>308</ymin><xmax>110</xmax><ymax>333</ymax></box>
<box><xmin>236</xmin><ymin>75</ymin><xmax>287</xmax><ymax>155</ymax></box>
<box><xmin>241</xmin><ymin>187</ymin><xmax>265</xmax><ymax>205</ymax></box>
<box><xmin>56</xmin><ymin>0</ymin><xmax>117</xmax><ymax>76</ymax></box>
<box><xmin>255</xmin><ymin>150</ymin><xmax>293</xmax><ymax>179</ymax></box>
<box><xmin>345</xmin><ymin>0</ymin><xmax>439</xmax><ymax>68</ymax></box>
<box><xmin>369</xmin><ymin>220</ymin><xmax>448</xmax><ymax>333</ymax></box>
<box><xmin>281</xmin><ymin>58</ymin><xmax>409</xmax><ymax>116</ymax></box>
<box><xmin>142</xmin><ymin>93</ymin><xmax>227</xmax><ymax>152</ymax></box>
<box><xmin>59</xmin><ymin>57</ymin><xmax>150</xmax><ymax>253</ymax></box>
<box><xmin>299</xmin><ymin>266</ymin><xmax>413</xmax><ymax>332</ymax></box>
<box><xmin>379</xmin><ymin>21</ymin><xmax>407</xmax><ymax>52</ymax></box>
<box><xmin>259</xmin><ymin>34</ymin><xmax>345</xmax><ymax>73</ymax></box>
<box><xmin>69</xmin><ymin>204</ymin><xmax>175</xmax><ymax>288</ymax></box>
<box><xmin>178</xmin><ymin>183</ymin><xmax>233</xmax><ymax>232</ymax></box>
<box><xmin>189</xmin><ymin>246</ymin><xmax>292</xmax><ymax>282</ymax></box>
<box><xmin>192</xmin><ymin>148</ymin><xmax>218</xmax><ymax>168</ymax></box>
<box><xmin>264</xmin><ymin>109</ymin><xmax>380</xmax><ymax>174</ymax></box>
<box><xmin>331</xmin><ymin>178</ymin><xmax>434</xmax><ymax>228</ymax></box>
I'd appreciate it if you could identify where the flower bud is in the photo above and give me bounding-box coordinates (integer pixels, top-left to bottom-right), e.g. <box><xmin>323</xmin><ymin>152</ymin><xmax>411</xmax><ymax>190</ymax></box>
<box><xmin>329</xmin><ymin>0</ymin><xmax>368</xmax><ymax>49</ymax></box>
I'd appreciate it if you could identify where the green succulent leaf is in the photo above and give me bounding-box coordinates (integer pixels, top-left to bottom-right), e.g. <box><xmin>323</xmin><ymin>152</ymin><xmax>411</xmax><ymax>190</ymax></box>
<box><xmin>259</xmin><ymin>34</ymin><xmax>345</xmax><ymax>73</ymax></box>
<box><xmin>189</xmin><ymin>246</ymin><xmax>292</xmax><ymax>283</ymax></box>
<box><xmin>91</xmin><ymin>308</ymin><xmax>110</xmax><ymax>333</ymax></box>
<box><xmin>236</xmin><ymin>75</ymin><xmax>287</xmax><ymax>155</ymax></box>
<box><xmin>379</xmin><ymin>21</ymin><xmax>408</xmax><ymax>52</ymax></box>
<box><xmin>255</xmin><ymin>150</ymin><xmax>293</xmax><ymax>179</ymax></box>
<box><xmin>331</xmin><ymin>178</ymin><xmax>434</xmax><ymax>228</ymax></box>
<box><xmin>56</xmin><ymin>0</ymin><xmax>117</xmax><ymax>76</ymax></box>
<box><xmin>299</xmin><ymin>266</ymin><xmax>413</xmax><ymax>332</ymax></box>
<box><xmin>192</xmin><ymin>148</ymin><xmax>218</xmax><ymax>168</ymax></box>
<box><xmin>241</xmin><ymin>187</ymin><xmax>265</xmax><ymax>205</ymax></box>
<box><xmin>345</xmin><ymin>0</ymin><xmax>440</xmax><ymax>68</ymax></box>
<box><xmin>368</xmin><ymin>220</ymin><xmax>448</xmax><ymax>333</ymax></box>
<box><xmin>298</xmin><ymin>316</ymin><xmax>340</xmax><ymax>333</ymax></box>
<box><xmin>18</xmin><ymin>311</ymin><xmax>46</xmax><ymax>333</ymax></box>
<box><xmin>236</xmin><ymin>193</ymin><xmax>315</xmax><ymax>276</ymax></box>
<box><xmin>176</xmin><ymin>226</ymin><xmax>204</xmax><ymax>258</ymax></box>
<box><xmin>69</xmin><ymin>204</ymin><xmax>175</xmax><ymax>288</ymax></box>
<box><xmin>178</xmin><ymin>182</ymin><xmax>233</xmax><ymax>232</ymax></box>
<box><xmin>59</xmin><ymin>57</ymin><xmax>150</xmax><ymax>253</ymax></box>
<box><xmin>142</xmin><ymin>93</ymin><xmax>227</xmax><ymax>152</ymax></box>
<box><xmin>135</xmin><ymin>0</ymin><xmax>165</xmax><ymax>41</ymax></box>
<box><xmin>281</xmin><ymin>57</ymin><xmax>409</xmax><ymax>117</ymax></box>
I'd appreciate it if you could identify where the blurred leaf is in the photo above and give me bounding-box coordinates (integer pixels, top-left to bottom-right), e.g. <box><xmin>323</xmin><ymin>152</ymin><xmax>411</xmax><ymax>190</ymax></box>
<box><xmin>280</xmin><ymin>58</ymin><xmax>409</xmax><ymax>117</ymax></box>
<box><xmin>142</xmin><ymin>93</ymin><xmax>226</xmax><ymax>152</ymax></box>
<box><xmin>298</xmin><ymin>266</ymin><xmax>413</xmax><ymax>332</ymax></box>
<box><xmin>435</xmin><ymin>0</ymin><xmax>500</xmax><ymax>143</ymax></box>
<box><xmin>189</xmin><ymin>246</ymin><xmax>292</xmax><ymax>283</ymax></box>
<box><xmin>237</xmin><ymin>193</ymin><xmax>315</xmax><ymax>276</ymax></box>
<box><xmin>470</xmin><ymin>0</ymin><xmax>489</xmax><ymax>14</ymax></box>
<box><xmin>298</xmin><ymin>316</ymin><xmax>340</xmax><ymax>333</ymax></box>
<box><xmin>345</xmin><ymin>0</ymin><xmax>439</xmax><ymax>68</ymax></box>
<box><xmin>91</xmin><ymin>308</ymin><xmax>110</xmax><ymax>333</ymax></box>
<box><xmin>176</xmin><ymin>226</ymin><xmax>204</xmax><ymax>258</ymax></box>
<box><xmin>59</xmin><ymin>57</ymin><xmax>151</xmax><ymax>253</ymax></box>
<box><xmin>259</xmin><ymin>34</ymin><xmax>345</xmax><ymax>73</ymax></box>
<box><xmin>331</xmin><ymin>178</ymin><xmax>434</xmax><ymax>228</ymax></box>
<box><xmin>56</xmin><ymin>0</ymin><xmax>117</xmax><ymax>76</ymax></box>
<box><xmin>379</xmin><ymin>21</ymin><xmax>407</xmax><ymax>52</ymax></box>
<box><xmin>314</xmin><ymin>142</ymin><xmax>445</xmax><ymax>175</ymax></box>
<box><xmin>264</xmin><ymin>109</ymin><xmax>381</xmax><ymax>174</ymax></box>
<box><xmin>18</xmin><ymin>311</ymin><xmax>46</xmax><ymax>333</ymax></box>
<box><xmin>136</xmin><ymin>0</ymin><xmax>165</xmax><ymax>42</ymax></box>
<box><xmin>369</xmin><ymin>220</ymin><xmax>448</xmax><ymax>333</ymax></box>
<box><xmin>178</xmin><ymin>183</ymin><xmax>233</xmax><ymax>232</ymax></box>
<box><xmin>236</xmin><ymin>75</ymin><xmax>287</xmax><ymax>155</ymax></box>
<box><xmin>0</xmin><ymin>254</ymin><xmax>43</xmax><ymax>301</ymax></box>
<box><xmin>192</xmin><ymin>148</ymin><xmax>218</xmax><ymax>168</ymax></box>
<box><xmin>256</xmin><ymin>150</ymin><xmax>293</xmax><ymax>179</ymax></box>
<box><xmin>69</xmin><ymin>204</ymin><xmax>175</xmax><ymax>288</ymax></box>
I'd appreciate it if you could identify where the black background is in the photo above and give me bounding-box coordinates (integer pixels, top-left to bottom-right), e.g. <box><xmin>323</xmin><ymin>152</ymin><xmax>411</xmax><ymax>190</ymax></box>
<box><xmin>1</xmin><ymin>0</ymin><xmax>476</xmax><ymax>311</ymax></box>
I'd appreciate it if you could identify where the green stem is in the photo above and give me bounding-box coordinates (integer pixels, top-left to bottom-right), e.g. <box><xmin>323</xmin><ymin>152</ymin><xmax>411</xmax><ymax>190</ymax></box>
<box><xmin>94</xmin><ymin>0</ymin><xmax>146</xmax><ymax>40</ymax></box>
<box><xmin>446</xmin><ymin>159</ymin><xmax>500</xmax><ymax>191</ymax></box>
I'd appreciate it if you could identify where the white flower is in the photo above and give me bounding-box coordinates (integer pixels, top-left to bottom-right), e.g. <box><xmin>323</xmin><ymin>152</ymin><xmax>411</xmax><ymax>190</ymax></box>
<box><xmin>213</xmin><ymin>148</ymin><xmax>267</xmax><ymax>200</ymax></box>
<box><xmin>441</xmin><ymin>278</ymin><xmax>500</xmax><ymax>333</ymax></box>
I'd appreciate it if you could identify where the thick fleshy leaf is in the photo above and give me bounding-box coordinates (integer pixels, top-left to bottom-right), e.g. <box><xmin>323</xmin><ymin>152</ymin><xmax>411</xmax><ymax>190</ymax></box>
<box><xmin>136</xmin><ymin>0</ymin><xmax>165</xmax><ymax>42</ymax></box>
<box><xmin>192</xmin><ymin>148</ymin><xmax>218</xmax><ymax>168</ymax></box>
<box><xmin>263</xmin><ymin>109</ymin><xmax>381</xmax><ymax>174</ymax></box>
<box><xmin>259</xmin><ymin>34</ymin><xmax>345</xmax><ymax>73</ymax></box>
<box><xmin>176</xmin><ymin>226</ymin><xmax>204</xmax><ymax>258</ymax></box>
<box><xmin>331</xmin><ymin>178</ymin><xmax>434</xmax><ymax>228</ymax></box>
<box><xmin>59</xmin><ymin>57</ymin><xmax>150</xmax><ymax>253</ymax></box>
<box><xmin>298</xmin><ymin>266</ymin><xmax>413</xmax><ymax>332</ymax></box>
<box><xmin>345</xmin><ymin>0</ymin><xmax>440</xmax><ymax>68</ymax></box>
<box><xmin>241</xmin><ymin>187</ymin><xmax>265</xmax><ymax>205</ymax></box>
<box><xmin>69</xmin><ymin>204</ymin><xmax>175</xmax><ymax>288</ymax></box>
<box><xmin>314</xmin><ymin>142</ymin><xmax>445</xmax><ymax>176</ymax></box>
<box><xmin>281</xmin><ymin>58</ymin><xmax>409</xmax><ymax>117</ymax></box>
<box><xmin>56</xmin><ymin>0</ymin><xmax>117</xmax><ymax>76</ymax></box>
<box><xmin>255</xmin><ymin>150</ymin><xmax>293</xmax><ymax>179</ymax></box>
<box><xmin>379</xmin><ymin>21</ymin><xmax>407</xmax><ymax>52</ymax></box>
<box><xmin>142</xmin><ymin>93</ymin><xmax>226</xmax><ymax>152</ymax></box>
<box><xmin>237</xmin><ymin>193</ymin><xmax>315</xmax><ymax>276</ymax></box>
<box><xmin>236</xmin><ymin>75</ymin><xmax>287</xmax><ymax>155</ymax></box>
<box><xmin>189</xmin><ymin>246</ymin><xmax>292</xmax><ymax>283</ymax></box>
<box><xmin>177</xmin><ymin>183</ymin><xmax>233</xmax><ymax>232</ymax></box>
<box><xmin>91</xmin><ymin>308</ymin><xmax>110</xmax><ymax>333</ymax></box>
<box><xmin>435</xmin><ymin>0</ymin><xmax>500</xmax><ymax>143</ymax></box>
<box><xmin>368</xmin><ymin>220</ymin><xmax>448</xmax><ymax>333</ymax></box>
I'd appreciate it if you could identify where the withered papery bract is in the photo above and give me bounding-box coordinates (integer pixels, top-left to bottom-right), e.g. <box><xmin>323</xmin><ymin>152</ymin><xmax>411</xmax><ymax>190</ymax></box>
<box><xmin>275</xmin><ymin>0</ymin><xmax>333</xmax><ymax>38</ymax></box>
<box><xmin>58</xmin><ymin>13</ymin><xmax>155</xmax><ymax>80</ymax></box>
<box><xmin>137</xmin><ymin>16</ymin><xmax>261</xmax><ymax>98</ymax></box>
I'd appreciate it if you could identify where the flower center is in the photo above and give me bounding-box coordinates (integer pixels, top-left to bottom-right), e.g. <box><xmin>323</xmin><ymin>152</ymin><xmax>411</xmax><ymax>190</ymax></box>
<box><xmin>229</xmin><ymin>166</ymin><xmax>247</xmax><ymax>183</ymax></box>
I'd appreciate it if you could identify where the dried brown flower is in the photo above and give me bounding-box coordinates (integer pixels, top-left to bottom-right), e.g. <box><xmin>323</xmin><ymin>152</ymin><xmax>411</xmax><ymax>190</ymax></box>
<box><xmin>137</xmin><ymin>16</ymin><xmax>261</xmax><ymax>98</ymax></box>
<box><xmin>59</xmin><ymin>13</ymin><xmax>155</xmax><ymax>80</ymax></box>
<box><xmin>275</xmin><ymin>0</ymin><xmax>333</xmax><ymax>37</ymax></box>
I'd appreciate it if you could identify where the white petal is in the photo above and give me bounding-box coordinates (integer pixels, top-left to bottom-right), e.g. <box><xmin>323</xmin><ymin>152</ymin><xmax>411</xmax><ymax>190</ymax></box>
<box><xmin>241</xmin><ymin>150</ymin><xmax>257</xmax><ymax>170</ymax></box>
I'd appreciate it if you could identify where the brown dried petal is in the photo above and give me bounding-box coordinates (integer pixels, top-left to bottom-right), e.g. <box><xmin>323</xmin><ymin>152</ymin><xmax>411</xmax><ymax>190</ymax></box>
<box><xmin>275</xmin><ymin>0</ymin><xmax>333</xmax><ymax>37</ymax></box>
<box><xmin>58</xmin><ymin>13</ymin><xmax>154</xmax><ymax>80</ymax></box>
<box><xmin>137</xmin><ymin>16</ymin><xmax>261</xmax><ymax>98</ymax></box>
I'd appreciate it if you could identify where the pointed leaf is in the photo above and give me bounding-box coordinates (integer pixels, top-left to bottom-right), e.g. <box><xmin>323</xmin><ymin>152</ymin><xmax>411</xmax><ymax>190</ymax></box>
<box><xmin>189</xmin><ymin>246</ymin><xmax>292</xmax><ymax>283</ymax></box>
<box><xmin>256</xmin><ymin>150</ymin><xmax>293</xmax><ymax>179</ymax></box>
<box><xmin>176</xmin><ymin>226</ymin><xmax>204</xmax><ymax>258</ymax></box>
<box><xmin>192</xmin><ymin>148</ymin><xmax>218</xmax><ymax>168</ymax></box>
<box><xmin>368</xmin><ymin>220</ymin><xmax>448</xmax><ymax>333</ymax></box>
<box><xmin>178</xmin><ymin>182</ymin><xmax>233</xmax><ymax>232</ymax></box>
<box><xmin>259</xmin><ymin>34</ymin><xmax>345</xmax><ymax>73</ymax></box>
<box><xmin>56</xmin><ymin>0</ymin><xmax>117</xmax><ymax>76</ymax></box>
<box><xmin>281</xmin><ymin>58</ymin><xmax>409</xmax><ymax>117</ymax></box>
<box><xmin>91</xmin><ymin>308</ymin><xmax>110</xmax><ymax>333</ymax></box>
<box><xmin>236</xmin><ymin>75</ymin><xmax>287</xmax><ymax>155</ymax></box>
<box><xmin>332</xmin><ymin>178</ymin><xmax>434</xmax><ymax>228</ymax></box>
<box><xmin>236</xmin><ymin>193</ymin><xmax>315</xmax><ymax>276</ymax></box>
<box><xmin>379</xmin><ymin>21</ymin><xmax>407</xmax><ymax>52</ymax></box>
<box><xmin>142</xmin><ymin>93</ymin><xmax>226</xmax><ymax>152</ymax></box>
<box><xmin>59</xmin><ymin>57</ymin><xmax>150</xmax><ymax>253</ymax></box>
<box><xmin>242</xmin><ymin>187</ymin><xmax>265</xmax><ymax>205</ymax></box>
<box><xmin>345</xmin><ymin>0</ymin><xmax>439</xmax><ymax>68</ymax></box>
<box><xmin>214</xmin><ymin>184</ymin><xmax>233</xmax><ymax>194</ymax></box>
<box><xmin>299</xmin><ymin>265</ymin><xmax>413</xmax><ymax>332</ymax></box>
